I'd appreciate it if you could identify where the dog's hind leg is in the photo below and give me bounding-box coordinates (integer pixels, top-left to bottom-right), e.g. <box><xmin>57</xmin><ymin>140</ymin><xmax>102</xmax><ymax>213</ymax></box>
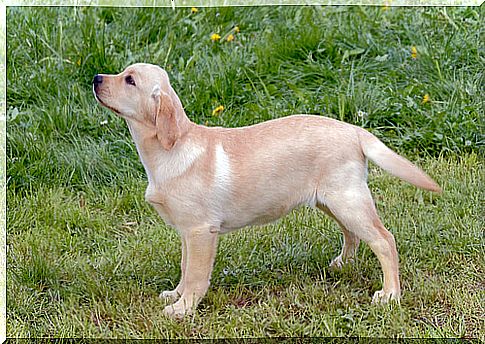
<box><xmin>317</xmin><ymin>204</ymin><xmax>360</xmax><ymax>270</ymax></box>
<box><xmin>320</xmin><ymin>183</ymin><xmax>401</xmax><ymax>304</ymax></box>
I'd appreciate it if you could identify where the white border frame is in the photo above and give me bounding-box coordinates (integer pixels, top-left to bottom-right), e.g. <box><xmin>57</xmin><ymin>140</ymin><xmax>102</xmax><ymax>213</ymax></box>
<box><xmin>1</xmin><ymin>1</ymin><xmax>482</xmax><ymax>342</ymax></box>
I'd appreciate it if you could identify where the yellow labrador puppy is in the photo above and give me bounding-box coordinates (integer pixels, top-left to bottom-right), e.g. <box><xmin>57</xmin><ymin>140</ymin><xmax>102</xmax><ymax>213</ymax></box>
<box><xmin>93</xmin><ymin>63</ymin><xmax>441</xmax><ymax>318</ymax></box>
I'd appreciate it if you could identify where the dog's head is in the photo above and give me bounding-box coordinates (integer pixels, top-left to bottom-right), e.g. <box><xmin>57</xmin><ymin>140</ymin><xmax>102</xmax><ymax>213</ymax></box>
<box><xmin>93</xmin><ymin>63</ymin><xmax>183</xmax><ymax>150</ymax></box>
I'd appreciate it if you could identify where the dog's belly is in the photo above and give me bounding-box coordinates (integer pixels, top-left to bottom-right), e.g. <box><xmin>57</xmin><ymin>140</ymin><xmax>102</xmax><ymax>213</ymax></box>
<box><xmin>218</xmin><ymin>187</ymin><xmax>318</xmax><ymax>233</ymax></box>
<box><xmin>220</xmin><ymin>211</ymin><xmax>286</xmax><ymax>233</ymax></box>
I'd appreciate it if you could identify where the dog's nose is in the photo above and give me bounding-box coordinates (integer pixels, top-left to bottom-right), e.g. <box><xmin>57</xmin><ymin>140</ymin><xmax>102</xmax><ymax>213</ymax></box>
<box><xmin>93</xmin><ymin>74</ymin><xmax>103</xmax><ymax>86</ymax></box>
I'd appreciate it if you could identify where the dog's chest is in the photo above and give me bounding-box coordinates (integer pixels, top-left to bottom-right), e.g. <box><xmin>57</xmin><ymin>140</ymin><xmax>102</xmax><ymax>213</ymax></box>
<box><xmin>144</xmin><ymin>178</ymin><xmax>211</xmax><ymax>228</ymax></box>
<box><xmin>145</xmin><ymin>185</ymin><xmax>174</xmax><ymax>225</ymax></box>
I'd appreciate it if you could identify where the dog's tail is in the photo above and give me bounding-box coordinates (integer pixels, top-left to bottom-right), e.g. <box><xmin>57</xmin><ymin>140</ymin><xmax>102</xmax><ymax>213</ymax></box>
<box><xmin>358</xmin><ymin>128</ymin><xmax>442</xmax><ymax>193</ymax></box>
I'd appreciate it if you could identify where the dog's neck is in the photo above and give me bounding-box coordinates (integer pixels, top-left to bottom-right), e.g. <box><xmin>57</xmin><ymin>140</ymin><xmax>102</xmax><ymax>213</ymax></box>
<box><xmin>125</xmin><ymin>111</ymin><xmax>200</xmax><ymax>185</ymax></box>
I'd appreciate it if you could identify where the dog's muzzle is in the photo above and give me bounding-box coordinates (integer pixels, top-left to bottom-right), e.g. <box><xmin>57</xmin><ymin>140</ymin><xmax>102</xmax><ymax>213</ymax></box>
<box><xmin>93</xmin><ymin>74</ymin><xmax>103</xmax><ymax>91</ymax></box>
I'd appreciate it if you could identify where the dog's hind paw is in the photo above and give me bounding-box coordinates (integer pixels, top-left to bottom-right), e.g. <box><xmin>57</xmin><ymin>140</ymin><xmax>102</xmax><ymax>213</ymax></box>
<box><xmin>329</xmin><ymin>255</ymin><xmax>344</xmax><ymax>270</ymax></box>
<box><xmin>329</xmin><ymin>255</ymin><xmax>354</xmax><ymax>270</ymax></box>
<box><xmin>371</xmin><ymin>289</ymin><xmax>401</xmax><ymax>305</ymax></box>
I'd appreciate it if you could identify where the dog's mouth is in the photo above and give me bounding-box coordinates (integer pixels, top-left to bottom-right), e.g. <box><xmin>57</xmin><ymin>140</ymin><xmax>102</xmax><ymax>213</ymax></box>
<box><xmin>93</xmin><ymin>86</ymin><xmax>121</xmax><ymax>115</ymax></box>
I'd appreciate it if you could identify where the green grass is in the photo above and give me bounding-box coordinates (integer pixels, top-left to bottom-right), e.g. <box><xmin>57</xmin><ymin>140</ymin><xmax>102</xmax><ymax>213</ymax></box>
<box><xmin>6</xmin><ymin>5</ymin><xmax>485</xmax><ymax>339</ymax></box>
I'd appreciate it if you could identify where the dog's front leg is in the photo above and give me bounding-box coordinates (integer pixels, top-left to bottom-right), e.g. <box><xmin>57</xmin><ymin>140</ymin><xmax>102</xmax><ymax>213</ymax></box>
<box><xmin>160</xmin><ymin>232</ymin><xmax>187</xmax><ymax>302</ymax></box>
<box><xmin>163</xmin><ymin>226</ymin><xmax>218</xmax><ymax>318</ymax></box>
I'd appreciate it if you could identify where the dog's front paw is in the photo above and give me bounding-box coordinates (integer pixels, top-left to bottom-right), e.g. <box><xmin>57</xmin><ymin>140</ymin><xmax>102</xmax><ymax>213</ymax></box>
<box><xmin>159</xmin><ymin>289</ymin><xmax>180</xmax><ymax>302</ymax></box>
<box><xmin>371</xmin><ymin>289</ymin><xmax>401</xmax><ymax>305</ymax></box>
<box><xmin>163</xmin><ymin>300</ymin><xmax>193</xmax><ymax>319</ymax></box>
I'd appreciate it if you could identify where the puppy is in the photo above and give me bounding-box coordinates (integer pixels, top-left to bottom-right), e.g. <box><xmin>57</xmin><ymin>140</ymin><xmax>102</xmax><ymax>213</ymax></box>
<box><xmin>93</xmin><ymin>63</ymin><xmax>441</xmax><ymax>318</ymax></box>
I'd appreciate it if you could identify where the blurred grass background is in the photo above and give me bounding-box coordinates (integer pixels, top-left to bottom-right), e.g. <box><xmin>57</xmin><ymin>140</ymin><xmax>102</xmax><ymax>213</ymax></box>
<box><xmin>6</xmin><ymin>6</ymin><xmax>484</xmax><ymax>338</ymax></box>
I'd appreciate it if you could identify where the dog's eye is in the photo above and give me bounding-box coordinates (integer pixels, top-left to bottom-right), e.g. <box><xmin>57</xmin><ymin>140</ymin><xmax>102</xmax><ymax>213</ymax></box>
<box><xmin>125</xmin><ymin>75</ymin><xmax>136</xmax><ymax>86</ymax></box>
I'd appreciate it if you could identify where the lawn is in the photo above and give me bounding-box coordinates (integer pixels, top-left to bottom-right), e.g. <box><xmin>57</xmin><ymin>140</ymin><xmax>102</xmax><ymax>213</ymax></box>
<box><xmin>6</xmin><ymin>5</ymin><xmax>484</xmax><ymax>339</ymax></box>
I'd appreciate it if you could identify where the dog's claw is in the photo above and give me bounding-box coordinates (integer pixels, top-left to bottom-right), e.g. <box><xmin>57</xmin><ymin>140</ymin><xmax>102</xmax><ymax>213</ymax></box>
<box><xmin>371</xmin><ymin>289</ymin><xmax>401</xmax><ymax>305</ymax></box>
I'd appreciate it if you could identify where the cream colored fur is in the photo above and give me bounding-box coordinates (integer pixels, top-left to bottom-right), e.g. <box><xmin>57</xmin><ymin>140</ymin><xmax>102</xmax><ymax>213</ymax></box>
<box><xmin>93</xmin><ymin>63</ymin><xmax>441</xmax><ymax>318</ymax></box>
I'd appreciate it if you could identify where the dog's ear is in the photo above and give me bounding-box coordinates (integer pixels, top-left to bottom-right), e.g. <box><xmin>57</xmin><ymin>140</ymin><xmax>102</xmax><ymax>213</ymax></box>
<box><xmin>152</xmin><ymin>86</ymin><xmax>180</xmax><ymax>151</ymax></box>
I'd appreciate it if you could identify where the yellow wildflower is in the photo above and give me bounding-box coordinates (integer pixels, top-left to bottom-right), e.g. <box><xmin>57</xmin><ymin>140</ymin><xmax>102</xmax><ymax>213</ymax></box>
<box><xmin>76</xmin><ymin>59</ymin><xmax>81</xmax><ymax>66</ymax></box>
<box><xmin>234</xmin><ymin>26</ymin><xmax>240</xmax><ymax>33</ymax></box>
<box><xmin>191</xmin><ymin>7</ymin><xmax>198</xmax><ymax>13</ymax></box>
<box><xmin>227</xmin><ymin>34</ymin><xmax>235</xmax><ymax>42</ymax></box>
<box><xmin>411</xmin><ymin>46</ymin><xmax>418</xmax><ymax>59</ymax></box>
<box><xmin>422</xmin><ymin>94</ymin><xmax>430</xmax><ymax>104</ymax></box>
<box><xmin>212</xmin><ymin>105</ymin><xmax>224</xmax><ymax>116</ymax></box>
<box><xmin>211</xmin><ymin>33</ymin><xmax>221</xmax><ymax>42</ymax></box>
